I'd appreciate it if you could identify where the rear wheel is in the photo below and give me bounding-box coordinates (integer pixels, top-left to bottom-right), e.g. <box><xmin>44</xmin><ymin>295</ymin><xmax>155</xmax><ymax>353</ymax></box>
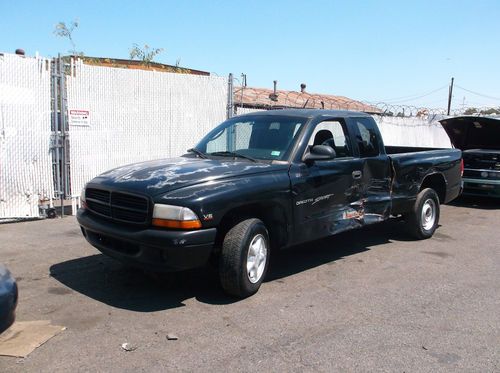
<box><xmin>219</xmin><ymin>218</ymin><xmax>270</xmax><ymax>298</ymax></box>
<box><xmin>406</xmin><ymin>188</ymin><xmax>440</xmax><ymax>239</ymax></box>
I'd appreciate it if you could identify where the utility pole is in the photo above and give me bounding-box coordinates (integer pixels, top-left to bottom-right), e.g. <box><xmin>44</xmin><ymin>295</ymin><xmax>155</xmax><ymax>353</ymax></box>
<box><xmin>447</xmin><ymin>77</ymin><xmax>454</xmax><ymax>115</ymax></box>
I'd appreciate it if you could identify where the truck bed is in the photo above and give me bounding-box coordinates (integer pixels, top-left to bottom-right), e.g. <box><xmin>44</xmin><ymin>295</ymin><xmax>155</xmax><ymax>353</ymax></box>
<box><xmin>385</xmin><ymin>145</ymin><xmax>449</xmax><ymax>154</ymax></box>
<box><xmin>387</xmin><ymin>147</ymin><xmax>462</xmax><ymax>215</ymax></box>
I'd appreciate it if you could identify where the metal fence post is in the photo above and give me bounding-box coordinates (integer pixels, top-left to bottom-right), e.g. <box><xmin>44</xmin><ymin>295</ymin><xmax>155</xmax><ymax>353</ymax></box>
<box><xmin>227</xmin><ymin>73</ymin><xmax>233</xmax><ymax>119</ymax></box>
<box><xmin>50</xmin><ymin>55</ymin><xmax>70</xmax><ymax>217</ymax></box>
<box><xmin>51</xmin><ymin>57</ymin><xmax>62</xmax><ymax>215</ymax></box>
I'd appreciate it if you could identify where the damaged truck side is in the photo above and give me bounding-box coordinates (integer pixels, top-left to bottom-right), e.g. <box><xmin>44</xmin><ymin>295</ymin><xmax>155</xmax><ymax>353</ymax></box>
<box><xmin>77</xmin><ymin>110</ymin><xmax>462</xmax><ymax>298</ymax></box>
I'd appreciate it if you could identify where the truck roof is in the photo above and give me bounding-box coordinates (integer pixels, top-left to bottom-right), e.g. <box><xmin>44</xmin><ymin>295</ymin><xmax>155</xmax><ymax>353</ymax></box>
<box><xmin>235</xmin><ymin>109</ymin><xmax>372</xmax><ymax>119</ymax></box>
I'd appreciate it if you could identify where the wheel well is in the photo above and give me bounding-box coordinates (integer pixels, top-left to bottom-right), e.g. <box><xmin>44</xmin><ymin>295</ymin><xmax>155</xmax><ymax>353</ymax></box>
<box><xmin>214</xmin><ymin>203</ymin><xmax>288</xmax><ymax>252</ymax></box>
<box><xmin>420</xmin><ymin>173</ymin><xmax>446</xmax><ymax>203</ymax></box>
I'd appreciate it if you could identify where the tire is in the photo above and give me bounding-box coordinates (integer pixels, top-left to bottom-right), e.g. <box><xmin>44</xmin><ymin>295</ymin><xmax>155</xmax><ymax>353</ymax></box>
<box><xmin>406</xmin><ymin>188</ymin><xmax>440</xmax><ymax>239</ymax></box>
<box><xmin>219</xmin><ymin>218</ymin><xmax>270</xmax><ymax>298</ymax></box>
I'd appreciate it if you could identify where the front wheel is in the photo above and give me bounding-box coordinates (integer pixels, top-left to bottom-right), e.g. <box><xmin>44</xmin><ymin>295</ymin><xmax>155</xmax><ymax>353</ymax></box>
<box><xmin>219</xmin><ymin>218</ymin><xmax>270</xmax><ymax>298</ymax></box>
<box><xmin>406</xmin><ymin>188</ymin><xmax>440</xmax><ymax>239</ymax></box>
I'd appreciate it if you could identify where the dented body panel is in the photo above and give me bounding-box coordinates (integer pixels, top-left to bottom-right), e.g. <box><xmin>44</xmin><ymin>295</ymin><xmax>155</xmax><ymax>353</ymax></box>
<box><xmin>77</xmin><ymin>110</ymin><xmax>462</xmax><ymax>271</ymax></box>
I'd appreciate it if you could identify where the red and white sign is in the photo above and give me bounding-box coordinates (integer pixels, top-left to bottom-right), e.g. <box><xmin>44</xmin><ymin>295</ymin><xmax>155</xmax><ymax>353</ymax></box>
<box><xmin>69</xmin><ymin>109</ymin><xmax>90</xmax><ymax>126</ymax></box>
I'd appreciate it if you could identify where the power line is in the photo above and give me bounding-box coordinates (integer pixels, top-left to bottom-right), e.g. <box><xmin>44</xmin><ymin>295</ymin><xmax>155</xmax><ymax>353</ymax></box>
<box><xmin>379</xmin><ymin>85</ymin><xmax>448</xmax><ymax>103</ymax></box>
<box><xmin>418</xmin><ymin>98</ymin><xmax>447</xmax><ymax>106</ymax></box>
<box><xmin>455</xmin><ymin>85</ymin><xmax>500</xmax><ymax>101</ymax></box>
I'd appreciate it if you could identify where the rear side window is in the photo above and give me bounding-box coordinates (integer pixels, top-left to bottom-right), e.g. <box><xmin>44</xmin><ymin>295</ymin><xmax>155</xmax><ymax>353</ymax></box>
<box><xmin>354</xmin><ymin>118</ymin><xmax>380</xmax><ymax>157</ymax></box>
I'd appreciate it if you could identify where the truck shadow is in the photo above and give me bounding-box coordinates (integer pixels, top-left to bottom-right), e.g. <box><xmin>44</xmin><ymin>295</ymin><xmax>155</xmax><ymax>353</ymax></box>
<box><xmin>50</xmin><ymin>219</ymin><xmax>414</xmax><ymax>311</ymax></box>
<box><xmin>449</xmin><ymin>195</ymin><xmax>500</xmax><ymax>210</ymax></box>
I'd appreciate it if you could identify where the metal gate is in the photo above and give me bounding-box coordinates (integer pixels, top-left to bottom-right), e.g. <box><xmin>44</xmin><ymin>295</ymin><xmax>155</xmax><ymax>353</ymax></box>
<box><xmin>51</xmin><ymin>56</ymin><xmax>70</xmax><ymax>216</ymax></box>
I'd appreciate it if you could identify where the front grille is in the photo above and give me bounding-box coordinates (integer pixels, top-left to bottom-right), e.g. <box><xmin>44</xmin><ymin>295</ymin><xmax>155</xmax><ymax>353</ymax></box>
<box><xmin>463</xmin><ymin>169</ymin><xmax>500</xmax><ymax>180</ymax></box>
<box><xmin>86</xmin><ymin>188</ymin><xmax>110</xmax><ymax>203</ymax></box>
<box><xmin>85</xmin><ymin>188</ymin><xmax>149</xmax><ymax>224</ymax></box>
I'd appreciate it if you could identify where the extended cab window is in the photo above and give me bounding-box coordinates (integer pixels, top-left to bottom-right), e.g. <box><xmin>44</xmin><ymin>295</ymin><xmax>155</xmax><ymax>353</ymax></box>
<box><xmin>354</xmin><ymin>118</ymin><xmax>380</xmax><ymax>157</ymax></box>
<box><xmin>307</xmin><ymin>120</ymin><xmax>351</xmax><ymax>158</ymax></box>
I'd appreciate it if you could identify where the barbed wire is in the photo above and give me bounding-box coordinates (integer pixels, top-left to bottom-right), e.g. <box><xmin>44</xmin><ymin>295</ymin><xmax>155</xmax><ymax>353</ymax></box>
<box><xmin>233</xmin><ymin>86</ymin><xmax>500</xmax><ymax>119</ymax></box>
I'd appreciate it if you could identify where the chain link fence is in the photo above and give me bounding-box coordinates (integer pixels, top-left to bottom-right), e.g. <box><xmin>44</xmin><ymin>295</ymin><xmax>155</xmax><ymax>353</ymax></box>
<box><xmin>1</xmin><ymin>53</ymin><xmax>497</xmax><ymax>218</ymax></box>
<box><xmin>0</xmin><ymin>53</ymin><xmax>227</xmax><ymax>219</ymax></box>
<box><xmin>0</xmin><ymin>53</ymin><xmax>54</xmax><ymax>218</ymax></box>
<box><xmin>66</xmin><ymin>58</ymin><xmax>227</xmax><ymax>197</ymax></box>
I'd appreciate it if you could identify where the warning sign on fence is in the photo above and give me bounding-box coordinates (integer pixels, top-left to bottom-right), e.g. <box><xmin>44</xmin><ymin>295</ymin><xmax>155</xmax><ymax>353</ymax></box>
<box><xmin>69</xmin><ymin>109</ymin><xmax>90</xmax><ymax>126</ymax></box>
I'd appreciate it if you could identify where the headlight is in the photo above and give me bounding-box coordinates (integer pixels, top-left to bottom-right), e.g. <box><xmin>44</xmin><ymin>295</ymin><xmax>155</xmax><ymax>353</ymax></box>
<box><xmin>80</xmin><ymin>187</ymin><xmax>87</xmax><ymax>209</ymax></box>
<box><xmin>152</xmin><ymin>204</ymin><xmax>202</xmax><ymax>229</ymax></box>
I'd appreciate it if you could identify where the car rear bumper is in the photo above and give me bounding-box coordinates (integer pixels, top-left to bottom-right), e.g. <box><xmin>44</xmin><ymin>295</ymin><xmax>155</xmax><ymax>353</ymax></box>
<box><xmin>77</xmin><ymin>209</ymin><xmax>216</xmax><ymax>272</ymax></box>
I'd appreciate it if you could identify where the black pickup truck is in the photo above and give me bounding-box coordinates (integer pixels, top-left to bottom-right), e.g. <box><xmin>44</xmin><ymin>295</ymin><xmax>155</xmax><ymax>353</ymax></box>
<box><xmin>77</xmin><ymin>110</ymin><xmax>462</xmax><ymax>297</ymax></box>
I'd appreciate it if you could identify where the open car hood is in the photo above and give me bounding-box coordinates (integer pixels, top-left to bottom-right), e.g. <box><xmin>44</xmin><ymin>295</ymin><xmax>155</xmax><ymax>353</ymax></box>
<box><xmin>439</xmin><ymin>116</ymin><xmax>500</xmax><ymax>151</ymax></box>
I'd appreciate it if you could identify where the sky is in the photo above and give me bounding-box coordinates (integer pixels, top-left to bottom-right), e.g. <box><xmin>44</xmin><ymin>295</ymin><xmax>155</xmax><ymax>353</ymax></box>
<box><xmin>1</xmin><ymin>0</ymin><xmax>499</xmax><ymax>111</ymax></box>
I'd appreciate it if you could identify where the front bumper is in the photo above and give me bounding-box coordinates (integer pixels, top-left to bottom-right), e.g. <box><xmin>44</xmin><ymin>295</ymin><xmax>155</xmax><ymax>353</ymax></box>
<box><xmin>77</xmin><ymin>209</ymin><xmax>217</xmax><ymax>272</ymax></box>
<box><xmin>462</xmin><ymin>178</ymin><xmax>500</xmax><ymax>198</ymax></box>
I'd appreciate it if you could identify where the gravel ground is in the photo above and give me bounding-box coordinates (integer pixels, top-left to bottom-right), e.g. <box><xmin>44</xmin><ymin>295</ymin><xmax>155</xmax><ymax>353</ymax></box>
<box><xmin>0</xmin><ymin>196</ymin><xmax>499</xmax><ymax>372</ymax></box>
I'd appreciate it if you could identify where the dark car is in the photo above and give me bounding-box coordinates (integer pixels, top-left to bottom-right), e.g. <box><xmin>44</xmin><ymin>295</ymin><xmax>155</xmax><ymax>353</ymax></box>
<box><xmin>0</xmin><ymin>264</ymin><xmax>18</xmax><ymax>333</ymax></box>
<box><xmin>78</xmin><ymin>110</ymin><xmax>462</xmax><ymax>297</ymax></box>
<box><xmin>440</xmin><ymin>116</ymin><xmax>500</xmax><ymax>197</ymax></box>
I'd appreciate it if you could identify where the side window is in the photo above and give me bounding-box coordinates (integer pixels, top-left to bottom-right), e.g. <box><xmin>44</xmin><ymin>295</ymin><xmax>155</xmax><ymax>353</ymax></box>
<box><xmin>307</xmin><ymin>120</ymin><xmax>351</xmax><ymax>158</ymax></box>
<box><xmin>355</xmin><ymin>118</ymin><xmax>380</xmax><ymax>157</ymax></box>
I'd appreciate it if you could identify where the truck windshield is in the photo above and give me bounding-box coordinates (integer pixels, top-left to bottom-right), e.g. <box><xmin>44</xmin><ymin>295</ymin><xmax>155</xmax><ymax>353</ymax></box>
<box><xmin>194</xmin><ymin>115</ymin><xmax>307</xmax><ymax>161</ymax></box>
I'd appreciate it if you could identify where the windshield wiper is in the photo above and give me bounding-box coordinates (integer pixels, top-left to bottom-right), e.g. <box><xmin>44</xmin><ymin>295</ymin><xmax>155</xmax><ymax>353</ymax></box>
<box><xmin>187</xmin><ymin>148</ymin><xmax>208</xmax><ymax>159</ymax></box>
<box><xmin>210</xmin><ymin>151</ymin><xmax>257</xmax><ymax>162</ymax></box>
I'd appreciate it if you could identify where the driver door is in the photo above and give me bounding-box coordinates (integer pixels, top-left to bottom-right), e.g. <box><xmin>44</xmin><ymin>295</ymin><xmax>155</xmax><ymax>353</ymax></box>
<box><xmin>290</xmin><ymin>119</ymin><xmax>364</xmax><ymax>244</ymax></box>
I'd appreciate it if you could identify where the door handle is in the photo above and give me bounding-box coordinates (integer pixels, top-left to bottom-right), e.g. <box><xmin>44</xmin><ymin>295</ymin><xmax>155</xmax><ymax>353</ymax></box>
<box><xmin>352</xmin><ymin>170</ymin><xmax>362</xmax><ymax>179</ymax></box>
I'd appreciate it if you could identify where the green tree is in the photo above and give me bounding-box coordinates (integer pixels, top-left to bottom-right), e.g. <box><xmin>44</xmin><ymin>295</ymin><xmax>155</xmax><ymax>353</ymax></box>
<box><xmin>129</xmin><ymin>44</ymin><xmax>164</xmax><ymax>65</ymax></box>
<box><xmin>53</xmin><ymin>19</ymin><xmax>83</xmax><ymax>56</ymax></box>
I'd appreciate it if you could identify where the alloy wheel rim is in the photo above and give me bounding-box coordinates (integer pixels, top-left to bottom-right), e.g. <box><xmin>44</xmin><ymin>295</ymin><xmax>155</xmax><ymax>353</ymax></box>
<box><xmin>421</xmin><ymin>198</ymin><xmax>436</xmax><ymax>231</ymax></box>
<box><xmin>246</xmin><ymin>234</ymin><xmax>267</xmax><ymax>284</ymax></box>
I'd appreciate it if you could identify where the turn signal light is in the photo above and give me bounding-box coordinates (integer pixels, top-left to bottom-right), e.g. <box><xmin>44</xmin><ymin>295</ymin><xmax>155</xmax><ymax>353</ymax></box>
<box><xmin>152</xmin><ymin>218</ymin><xmax>202</xmax><ymax>229</ymax></box>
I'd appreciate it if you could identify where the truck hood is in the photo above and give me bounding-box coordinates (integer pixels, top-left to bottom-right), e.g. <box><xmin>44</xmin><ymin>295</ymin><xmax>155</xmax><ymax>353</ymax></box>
<box><xmin>439</xmin><ymin>116</ymin><xmax>500</xmax><ymax>151</ymax></box>
<box><xmin>89</xmin><ymin>156</ymin><xmax>288</xmax><ymax>197</ymax></box>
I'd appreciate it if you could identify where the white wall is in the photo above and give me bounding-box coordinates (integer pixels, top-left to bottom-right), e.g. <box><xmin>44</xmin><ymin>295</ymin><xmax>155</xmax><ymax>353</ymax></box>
<box><xmin>373</xmin><ymin>115</ymin><xmax>451</xmax><ymax>148</ymax></box>
<box><xmin>0</xmin><ymin>54</ymin><xmax>54</xmax><ymax>218</ymax></box>
<box><xmin>235</xmin><ymin>107</ymin><xmax>452</xmax><ymax>148</ymax></box>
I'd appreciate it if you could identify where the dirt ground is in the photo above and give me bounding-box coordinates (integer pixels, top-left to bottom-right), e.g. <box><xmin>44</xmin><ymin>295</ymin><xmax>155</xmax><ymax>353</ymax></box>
<box><xmin>0</xmin><ymin>196</ymin><xmax>499</xmax><ymax>372</ymax></box>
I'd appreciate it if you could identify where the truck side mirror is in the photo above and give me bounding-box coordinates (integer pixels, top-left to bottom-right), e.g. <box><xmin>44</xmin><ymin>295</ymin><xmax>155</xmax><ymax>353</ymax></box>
<box><xmin>303</xmin><ymin>145</ymin><xmax>336</xmax><ymax>164</ymax></box>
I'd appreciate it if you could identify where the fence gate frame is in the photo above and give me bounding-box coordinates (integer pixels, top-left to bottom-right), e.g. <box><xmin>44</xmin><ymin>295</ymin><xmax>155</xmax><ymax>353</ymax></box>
<box><xmin>50</xmin><ymin>56</ymin><xmax>70</xmax><ymax>217</ymax></box>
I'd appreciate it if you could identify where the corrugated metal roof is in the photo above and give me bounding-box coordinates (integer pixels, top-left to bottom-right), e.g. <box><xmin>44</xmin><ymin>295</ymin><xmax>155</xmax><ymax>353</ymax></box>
<box><xmin>234</xmin><ymin>86</ymin><xmax>381</xmax><ymax>113</ymax></box>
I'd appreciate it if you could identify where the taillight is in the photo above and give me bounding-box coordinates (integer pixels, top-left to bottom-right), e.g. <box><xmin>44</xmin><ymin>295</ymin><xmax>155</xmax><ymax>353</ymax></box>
<box><xmin>460</xmin><ymin>159</ymin><xmax>464</xmax><ymax>177</ymax></box>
